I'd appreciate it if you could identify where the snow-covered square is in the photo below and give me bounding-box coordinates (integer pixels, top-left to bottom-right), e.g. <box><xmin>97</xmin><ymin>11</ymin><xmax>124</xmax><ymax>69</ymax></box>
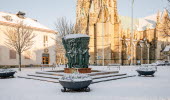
<box><xmin>0</xmin><ymin>66</ymin><xmax>170</xmax><ymax>100</ymax></box>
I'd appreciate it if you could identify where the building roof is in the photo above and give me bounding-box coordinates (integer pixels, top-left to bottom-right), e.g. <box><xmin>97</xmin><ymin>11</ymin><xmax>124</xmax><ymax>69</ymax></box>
<box><xmin>119</xmin><ymin>10</ymin><xmax>168</xmax><ymax>31</ymax></box>
<box><xmin>137</xmin><ymin>13</ymin><xmax>159</xmax><ymax>31</ymax></box>
<box><xmin>0</xmin><ymin>11</ymin><xmax>56</xmax><ymax>33</ymax></box>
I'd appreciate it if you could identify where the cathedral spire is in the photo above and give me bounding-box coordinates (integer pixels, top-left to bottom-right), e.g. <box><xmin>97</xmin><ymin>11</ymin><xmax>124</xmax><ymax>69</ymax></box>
<box><xmin>114</xmin><ymin>0</ymin><xmax>118</xmax><ymax>22</ymax></box>
<box><xmin>89</xmin><ymin>0</ymin><xmax>94</xmax><ymax>13</ymax></box>
<box><xmin>157</xmin><ymin>10</ymin><xmax>160</xmax><ymax>23</ymax></box>
<box><xmin>98</xmin><ymin>5</ymin><xmax>109</xmax><ymax>23</ymax></box>
<box><xmin>163</xmin><ymin>9</ymin><xmax>169</xmax><ymax>18</ymax></box>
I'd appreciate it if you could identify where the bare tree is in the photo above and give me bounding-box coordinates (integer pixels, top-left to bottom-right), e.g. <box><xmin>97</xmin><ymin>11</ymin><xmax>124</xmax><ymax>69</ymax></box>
<box><xmin>55</xmin><ymin>17</ymin><xmax>74</xmax><ymax>37</ymax></box>
<box><xmin>54</xmin><ymin>17</ymin><xmax>82</xmax><ymax>64</ymax></box>
<box><xmin>55</xmin><ymin>34</ymin><xmax>65</xmax><ymax>54</ymax></box>
<box><xmin>54</xmin><ymin>17</ymin><xmax>82</xmax><ymax>37</ymax></box>
<box><xmin>54</xmin><ymin>17</ymin><xmax>73</xmax><ymax>64</ymax></box>
<box><xmin>159</xmin><ymin>15</ymin><xmax>170</xmax><ymax>37</ymax></box>
<box><xmin>4</xmin><ymin>21</ymin><xmax>36</xmax><ymax>71</ymax></box>
<box><xmin>163</xmin><ymin>0</ymin><xmax>170</xmax><ymax>36</ymax></box>
<box><xmin>155</xmin><ymin>1</ymin><xmax>170</xmax><ymax>37</ymax></box>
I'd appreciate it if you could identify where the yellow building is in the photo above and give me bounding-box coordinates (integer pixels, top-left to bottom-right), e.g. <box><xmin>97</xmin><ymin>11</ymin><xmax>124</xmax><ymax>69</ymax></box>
<box><xmin>76</xmin><ymin>0</ymin><xmax>170</xmax><ymax>65</ymax></box>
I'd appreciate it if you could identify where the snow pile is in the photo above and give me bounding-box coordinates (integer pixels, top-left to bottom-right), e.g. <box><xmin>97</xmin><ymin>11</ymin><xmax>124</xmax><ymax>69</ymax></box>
<box><xmin>0</xmin><ymin>69</ymin><xmax>16</xmax><ymax>73</ymax></box>
<box><xmin>59</xmin><ymin>73</ymin><xmax>92</xmax><ymax>82</ymax></box>
<box><xmin>155</xmin><ymin>61</ymin><xmax>165</xmax><ymax>64</ymax></box>
<box><xmin>152</xmin><ymin>61</ymin><xmax>170</xmax><ymax>66</ymax></box>
<box><xmin>137</xmin><ymin>66</ymin><xmax>156</xmax><ymax>71</ymax></box>
<box><xmin>63</xmin><ymin>34</ymin><xmax>89</xmax><ymax>40</ymax></box>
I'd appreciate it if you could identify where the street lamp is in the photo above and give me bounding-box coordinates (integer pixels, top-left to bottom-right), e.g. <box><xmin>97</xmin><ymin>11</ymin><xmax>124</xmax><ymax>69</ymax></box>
<box><xmin>102</xmin><ymin>14</ymin><xmax>105</xmax><ymax>66</ymax></box>
<box><xmin>102</xmin><ymin>3</ymin><xmax>105</xmax><ymax>67</ymax></box>
<box><xmin>130</xmin><ymin>0</ymin><xmax>134</xmax><ymax>65</ymax></box>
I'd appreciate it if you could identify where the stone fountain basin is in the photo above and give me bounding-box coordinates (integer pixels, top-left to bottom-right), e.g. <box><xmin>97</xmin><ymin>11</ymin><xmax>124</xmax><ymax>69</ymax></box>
<box><xmin>59</xmin><ymin>79</ymin><xmax>92</xmax><ymax>91</ymax></box>
<box><xmin>136</xmin><ymin>70</ymin><xmax>156</xmax><ymax>76</ymax></box>
<box><xmin>0</xmin><ymin>71</ymin><xmax>16</xmax><ymax>78</ymax></box>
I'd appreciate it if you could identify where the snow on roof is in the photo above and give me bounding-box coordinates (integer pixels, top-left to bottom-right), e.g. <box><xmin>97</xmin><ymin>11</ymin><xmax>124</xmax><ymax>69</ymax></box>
<box><xmin>136</xmin><ymin>11</ymin><xmax>165</xmax><ymax>31</ymax></box>
<box><xmin>119</xmin><ymin>12</ymin><xmax>160</xmax><ymax>31</ymax></box>
<box><xmin>163</xmin><ymin>45</ymin><xmax>170</xmax><ymax>52</ymax></box>
<box><xmin>137</xmin><ymin>13</ymin><xmax>158</xmax><ymax>31</ymax></box>
<box><xmin>64</xmin><ymin>34</ymin><xmax>90</xmax><ymax>40</ymax></box>
<box><xmin>120</xmin><ymin>10</ymin><xmax>167</xmax><ymax>31</ymax></box>
<box><xmin>0</xmin><ymin>11</ymin><xmax>51</xmax><ymax>31</ymax></box>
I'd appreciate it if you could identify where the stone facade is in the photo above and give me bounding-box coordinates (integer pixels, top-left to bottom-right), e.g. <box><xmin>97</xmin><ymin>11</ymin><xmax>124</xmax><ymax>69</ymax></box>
<box><xmin>0</xmin><ymin>11</ymin><xmax>57</xmax><ymax>67</ymax></box>
<box><xmin>76</xmin><ymin>0</ymin><xmax>170</xmax><ymax>65</ymax></box>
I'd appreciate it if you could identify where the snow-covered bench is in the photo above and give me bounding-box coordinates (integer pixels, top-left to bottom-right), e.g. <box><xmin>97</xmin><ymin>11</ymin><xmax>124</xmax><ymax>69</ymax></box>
<box><xmin>107</xmin><ymin>64</ymin><xmax>120</xmax><ymax>70</ymax></box>
<box><xmin>40</xmin><ymin>64</ymin><xmax>59</xmax><ymax>71</ymax></box>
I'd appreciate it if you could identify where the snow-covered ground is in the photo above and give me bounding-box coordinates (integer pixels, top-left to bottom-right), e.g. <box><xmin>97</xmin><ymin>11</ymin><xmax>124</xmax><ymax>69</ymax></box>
<box><xmin>0</xmin><ymin>66</ymin><xmax>170</xmax><ymax>100</ymax></box>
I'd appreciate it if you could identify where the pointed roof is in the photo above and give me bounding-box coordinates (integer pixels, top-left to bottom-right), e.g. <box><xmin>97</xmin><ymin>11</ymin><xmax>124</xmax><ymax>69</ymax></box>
<box><xmin>89</xmin><ymin>1</ymin><xmax>95</xmax><ymax>13</ymax></box>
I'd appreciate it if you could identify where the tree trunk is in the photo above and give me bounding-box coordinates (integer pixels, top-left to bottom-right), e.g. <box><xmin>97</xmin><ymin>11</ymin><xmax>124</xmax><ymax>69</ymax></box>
<box><xmin>19</xmin><ymin>53</ymin><xmax>22</xmax><ymax>71</ymax></box>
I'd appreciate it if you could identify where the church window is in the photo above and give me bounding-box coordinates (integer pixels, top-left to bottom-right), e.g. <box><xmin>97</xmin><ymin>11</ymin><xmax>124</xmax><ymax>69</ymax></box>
<box><xmin>43</xmin><ymin>35</ymin><xmax>48</xmax><ymax>47</ymax></box>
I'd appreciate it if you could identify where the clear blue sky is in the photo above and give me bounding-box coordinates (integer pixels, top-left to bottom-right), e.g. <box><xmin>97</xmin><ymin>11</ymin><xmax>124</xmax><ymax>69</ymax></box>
<box><xmin>0</xmin><ymin>0</ymin><xmax>168</xmax><ymax>30</ymax></box>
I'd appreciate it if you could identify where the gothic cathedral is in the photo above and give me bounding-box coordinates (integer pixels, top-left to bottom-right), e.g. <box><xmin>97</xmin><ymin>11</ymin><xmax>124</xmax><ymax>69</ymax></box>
<box><xmin>76</xmin><ymin>0</ymin><xmax>170</xmax><ymax>65</ymax></box>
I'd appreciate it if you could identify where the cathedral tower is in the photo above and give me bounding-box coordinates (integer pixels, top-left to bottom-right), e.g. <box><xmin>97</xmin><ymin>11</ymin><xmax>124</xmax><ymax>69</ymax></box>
<box><xmin>76</xmin><ymin>0</ymin><xmax>121</xmax><ymax>65</ymax></box>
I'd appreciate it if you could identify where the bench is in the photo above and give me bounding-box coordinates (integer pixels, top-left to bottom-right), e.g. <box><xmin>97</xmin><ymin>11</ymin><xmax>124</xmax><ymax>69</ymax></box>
<box><xmin>40</xmin><ymin>64</ymin><xmax>59</xmax><ymax>71</ymax></box>
<box><xmin>107</xmin><ymin>64</ymin><xmax>121</xmax><ymax>70</ymax></box>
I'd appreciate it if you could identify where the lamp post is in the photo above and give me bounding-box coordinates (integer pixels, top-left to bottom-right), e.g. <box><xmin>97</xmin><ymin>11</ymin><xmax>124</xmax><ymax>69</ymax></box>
<box><xmin>102</xmin><ymin>6</ymin><xmax>105</xmax><ymax>67</ymax></box>
<box><xmin>130</xmin><ymin>0</ymin><xmax>134</xmax><ymax>65</ymax></box>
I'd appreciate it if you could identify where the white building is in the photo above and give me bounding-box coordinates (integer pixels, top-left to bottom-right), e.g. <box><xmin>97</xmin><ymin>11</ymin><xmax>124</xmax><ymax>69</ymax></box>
<box><xmin>0</xmin><ymin>11</ymin><xmax>57</xmax><ymax>67</ymax></box>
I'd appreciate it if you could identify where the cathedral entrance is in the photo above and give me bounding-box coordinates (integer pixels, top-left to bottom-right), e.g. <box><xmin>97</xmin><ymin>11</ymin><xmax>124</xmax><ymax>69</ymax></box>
<box><xmin>42</xmin><ymin>53</ymin><xmax>50</xmax><ymax>64</ymax></box>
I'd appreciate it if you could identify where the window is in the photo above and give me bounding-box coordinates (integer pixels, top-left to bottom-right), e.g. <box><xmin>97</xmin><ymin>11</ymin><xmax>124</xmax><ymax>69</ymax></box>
<box><xmin>9</xmin><ymin>50</ymin><xmax>16</xmax><ymax>59</ymax></box>
<box><xmin>43</xmin><ymin>35</ymin><xmax>48</xmax><ymax>47</ymax></box>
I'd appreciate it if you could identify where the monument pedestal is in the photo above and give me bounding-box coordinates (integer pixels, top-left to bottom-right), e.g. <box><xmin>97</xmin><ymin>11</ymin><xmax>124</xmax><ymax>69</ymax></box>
<box><xmin>64</xmin><ymin>68</ymin><xmax>91</xmax><ymax>73</ymax></box>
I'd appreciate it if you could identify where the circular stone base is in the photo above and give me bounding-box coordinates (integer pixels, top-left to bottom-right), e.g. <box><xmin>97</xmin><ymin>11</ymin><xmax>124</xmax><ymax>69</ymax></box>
<box><xmin>64</xmin><ymin>68</ymin><xmax>91</xmax><ymax>73</ymax></box>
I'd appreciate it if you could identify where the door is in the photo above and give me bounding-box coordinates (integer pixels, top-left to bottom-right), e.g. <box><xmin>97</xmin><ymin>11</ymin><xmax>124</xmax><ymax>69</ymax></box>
<box><xmin>42</xmin><ymin>53</ymin><xmax>49</xmax><ymax>64</ymax></box>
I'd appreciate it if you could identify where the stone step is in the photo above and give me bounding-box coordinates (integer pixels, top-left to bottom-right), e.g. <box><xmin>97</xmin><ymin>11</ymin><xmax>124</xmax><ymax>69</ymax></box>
<box><xmin>35</xmin><ymin>70</ymin><xmax>119</xmax><ymax>76</ymax></box>
<box><xmin>88</xmin><ymin>71</ymin><xmax>119</xmax><ymax>76</ymax></box>
<box><xmin>35</xmin><ymin>71</ymin><xmax>65</xmax><ymax>76</ymax></box>
<box><xmin>92</xmin><ymin>75</ymin><xmax>136</xmax><ymax>84</ymax></box>
<box><xmin>27</xmin><ymin>74</ymin><xmax>61</xmax><ymax>79</ymax></box>
<box><xmin>18</xmin><ymin>74</ymin><xmax>135</xmax><ymax>84</ymax></box>
<box><xmin>18</xmin><ymin>75</ymin><xmax>59</xmax><ymax>83</ymax></box>
<box><xmin>27</xmin><ymin>73</ymin><xmax>125</xmax><ymax>80</ymax></box>
<box><xmin>92</xmin><ymin>73</ymin><xmax>127</xmax><ymax>79</ymax></box>
<box><xmin>18</xmin><ymin>70</ymin><xmax>135</xmax><ymax>84</ymax></box>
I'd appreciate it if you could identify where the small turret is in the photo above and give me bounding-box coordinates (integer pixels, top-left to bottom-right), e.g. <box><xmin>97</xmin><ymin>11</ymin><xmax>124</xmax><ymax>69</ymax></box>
<box><xmin>164</xmin><ymin>9</ymin><xmax>169</xmax><ymax>17</ymax></box>
<box><xmin>156</xmin><ymin>10</ymin><xmax>160</xmax><ymax>23</ymax></box>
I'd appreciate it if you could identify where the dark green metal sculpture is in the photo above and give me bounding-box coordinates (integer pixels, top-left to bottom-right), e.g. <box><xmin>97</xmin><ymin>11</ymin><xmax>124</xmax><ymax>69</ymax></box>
<box><xmin>62</xmin><ymin>34</ymin><xmax>90</xmax><ymax>68</ymax></box>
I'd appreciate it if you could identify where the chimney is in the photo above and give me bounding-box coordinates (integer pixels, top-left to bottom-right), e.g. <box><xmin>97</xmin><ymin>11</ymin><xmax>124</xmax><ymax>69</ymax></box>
<box><xmin>16</xmin><ymin>11</ymin><xmax>26</xmax><ymax>18</ymax></box>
